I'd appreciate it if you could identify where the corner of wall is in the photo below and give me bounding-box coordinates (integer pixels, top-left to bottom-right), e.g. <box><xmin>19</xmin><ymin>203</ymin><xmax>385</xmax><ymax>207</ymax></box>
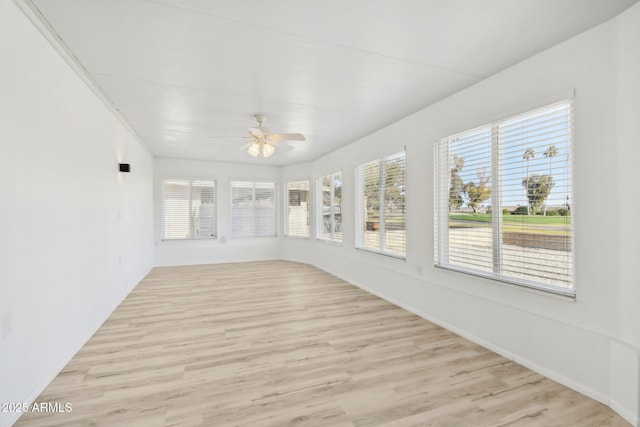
<box><xmin>609</xmin><ymin>341</ymin><xmax>640</xmax><ymax>426</ymax></box>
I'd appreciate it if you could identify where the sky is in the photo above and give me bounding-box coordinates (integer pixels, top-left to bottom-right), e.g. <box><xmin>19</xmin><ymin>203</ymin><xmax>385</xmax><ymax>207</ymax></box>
<box><xmin>449</xmin><ymin>102</ymin><xmax>572</xmax><ymax>209</ymax></box>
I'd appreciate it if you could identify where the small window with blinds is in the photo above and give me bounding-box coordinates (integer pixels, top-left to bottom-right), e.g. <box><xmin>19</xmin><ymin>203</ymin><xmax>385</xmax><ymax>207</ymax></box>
<box><xmin>286</xmin><ymin>180</ymin><xmax>310</xmax><ymax>238</ymax></box>
<box><xmin>434</xmin><ymin>100</ymin><xmax>574</xmax><ymax>295</ymax></box>
<box><xmin>317</xmin><ymin>172</ymin><xmax>342</xmax><ymax>242</ymax></box>
<box><xmin>163</xmin><ymin>179</ymin><xmax>216</xmax><ymax>240</ymax></box>
<box><xmin>231</xmin><ymin>181</ymin><xmax>276</xmax><ymax>238</ymax></box>
<box><xmin>356</xmin><ymin>151</ymin><xmax>406</xmax><ymax>258</ymax></box>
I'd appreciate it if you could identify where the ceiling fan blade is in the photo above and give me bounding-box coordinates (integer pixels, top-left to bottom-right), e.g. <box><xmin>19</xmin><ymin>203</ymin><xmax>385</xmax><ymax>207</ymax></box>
<box><xmin>269</xmin><ymin>133</ymin><xmax>306</xmax><ymax>142</ymax></box>
<box><xmin>249</xmin><ymin>127</ymin><xmax>265</xmax><ymax>139</ymax></box>
<box><xmin>207</xmin><ymin>136</ymin><xmax>250</xmax><ymax>140</ymax></box>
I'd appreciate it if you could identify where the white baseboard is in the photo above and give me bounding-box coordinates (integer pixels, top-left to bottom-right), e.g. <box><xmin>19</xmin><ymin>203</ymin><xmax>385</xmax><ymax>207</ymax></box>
<box><xmin>154</xmin><ymin>255</ymin><xmax>281</xmax><ymax>268</ymax></box>
<box><xmin>609</xmin><ymin>399</ymin><xmax>639</xmax><ymax>427</ymax></box>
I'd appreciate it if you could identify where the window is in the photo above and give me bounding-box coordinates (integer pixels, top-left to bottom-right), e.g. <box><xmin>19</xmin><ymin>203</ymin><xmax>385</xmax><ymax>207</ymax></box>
<box><xmin>231</xmin><ymin>181</ymin><xmax>276</xmax><ymax>238</ymax></box>
<box><xmin>286</xmin><ymin>180</ymin><xmax>310</xmax><ymax>237</ymax></box>
<box><xmin>434</xmin><ymin>101</ymin><xmax>574</xmax><ymax>295</ymax></box>
<box><xmin>317</xmin><ymin>172</ymin><xmax>342</xmax><ymax>242</ymax></box>
<box><xmin>356</xmin><ymin>151</ymin><xmax>406</xmax><ymax>258</ymax></box>
<box><xmin>163</xmin><ymin>179</ymin><xmax>216</xmax><ymax>240</ymax></box>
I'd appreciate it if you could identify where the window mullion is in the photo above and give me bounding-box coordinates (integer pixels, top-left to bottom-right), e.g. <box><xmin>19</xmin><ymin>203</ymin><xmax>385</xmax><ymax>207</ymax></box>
<box><xmin>188</xmin><ymin>180</ymin><xmax>194</xmax><ymax>239</ymax></box>
<box><xmin>379</xmin><ymin>159</ymin><xmax>386</xmax><ymax>250</ymax></box>
<box><xmin>330</xmin><ymin>175</ymin><xmax>335</xmax><ymax>240</ymax></box>
<box><xmin>252</xmin><ymin>183</ymin><xmax>257</xmax><ymax>233</ymax></box>
<box><xmin>317</xmin><ymin>178</ymin><xmax>321</xmax><ymax>238</ymax></box>
<box><xmin>356</xmin><ymin>168</ymin><xmax>363</xmax><ymax>247</ymax></box>
<box><xmin>491</xmin><ymin>125</ymin><xmax>503</xmax><ymax>274</ymax></box>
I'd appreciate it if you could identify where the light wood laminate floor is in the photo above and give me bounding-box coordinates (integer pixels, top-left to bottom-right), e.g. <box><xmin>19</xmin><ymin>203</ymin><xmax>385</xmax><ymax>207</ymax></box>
<box><xmin>16</xmin><ymin>261</ymin><xmax>630</xmax><ymax>426</ymax></box>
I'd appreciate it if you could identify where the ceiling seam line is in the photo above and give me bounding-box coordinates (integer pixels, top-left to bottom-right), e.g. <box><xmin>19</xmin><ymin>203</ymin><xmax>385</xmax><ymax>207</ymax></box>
<box><xmin>142</xmin><ymin>0</ymin><xmax>485</xmax><ymax>79</ymax></box>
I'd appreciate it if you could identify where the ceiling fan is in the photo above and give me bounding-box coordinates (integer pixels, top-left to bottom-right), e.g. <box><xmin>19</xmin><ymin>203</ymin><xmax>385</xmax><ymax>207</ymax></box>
<box><xmin>212</xmin><ymin>114</ymin><xmax>306</xmax><ymax>158</ymax></box>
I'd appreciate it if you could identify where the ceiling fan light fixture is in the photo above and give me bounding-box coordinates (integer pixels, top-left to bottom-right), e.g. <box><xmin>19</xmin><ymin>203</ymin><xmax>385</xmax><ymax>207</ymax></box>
<box><xmin>248</xmin><ymin>142</ymin><xmax>260</xmax><ymax>157</ymax></box>
<box><xmin>262</xmin><ymin>143</ymin><xmax>275</xmax><ymax>158</ymax></box>
<box><xmin>235</xmin><ymin>115</ymin><xmax>302</xmax><ymax>158</ymax></box>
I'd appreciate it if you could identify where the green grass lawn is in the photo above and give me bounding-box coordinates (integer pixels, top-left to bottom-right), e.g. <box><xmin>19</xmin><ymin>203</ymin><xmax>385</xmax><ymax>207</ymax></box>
<box><xmin>366</xmin><ymin>216</ymin><xmax>405</xmax><ymax>224</ymax></box>
<box><xmin>448</xmin><ymin>213</ymin><xmax>571</xmax><ymax>225</ymax></box>
<box><xmin>448</xmin><ymin>213</ymin><xmax>571</xmax><ymax>236</ymax></box>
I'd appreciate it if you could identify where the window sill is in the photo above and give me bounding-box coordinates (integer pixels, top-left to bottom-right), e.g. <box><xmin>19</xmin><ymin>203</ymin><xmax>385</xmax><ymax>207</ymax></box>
<box><xmin>356</xmin><ymin>246</ymin><xmax>406</xmax><ymax>261</ymax></box>
<box><xmin>435</xmin><ymin>263</ymin><xmax>576</xmax><ymax>299</ymax></box>
<box><xmin>161</xmin><ymin>237</ymin><xmax>217</xmax><ymax>242</ymax></box>
<box><xmin>230</xmin><ymin>235</ymin><xmax>278</xmax><ymax>239</ymax></box>
<box><xmin>316</xmin><ymin>238</ymin><xmax>343</xmax><ymax>247</ymax></box>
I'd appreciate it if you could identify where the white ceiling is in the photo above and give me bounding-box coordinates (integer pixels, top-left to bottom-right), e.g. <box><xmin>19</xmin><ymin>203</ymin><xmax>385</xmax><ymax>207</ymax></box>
<box><xmin>27</xmin><ymin>0</ymin><xmax>638</xmax><ymax>165</ymax></box>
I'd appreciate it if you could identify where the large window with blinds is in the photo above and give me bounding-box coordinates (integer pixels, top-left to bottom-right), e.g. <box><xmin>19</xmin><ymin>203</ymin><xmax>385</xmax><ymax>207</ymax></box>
<box><xmin>231</xmin><ymin>181</ymin><xmax>276</xmax><ymax>238</ymax></box>
<box><xmin>317</xmin><ymin>172</ymin><xmax>342</xmax><ymax>242</ymax></box>
<box><xmin>434</xmin><ymin>100</ymin><xmax>574</xmax><ymax>295</ymax></box>
<box><xmin>286</xmin><ymin>180</ymin><xmax>310</xmax><ymax>238</ymax></box>
<box><xmin>356</xmin><ymin>151</ymin><xmax>406</xmax><ymax>258</ymax></box>
<box><xmin>163</xmin><ymin>179</ymin><xmax>216</xmax><ymax>240</ymax></box>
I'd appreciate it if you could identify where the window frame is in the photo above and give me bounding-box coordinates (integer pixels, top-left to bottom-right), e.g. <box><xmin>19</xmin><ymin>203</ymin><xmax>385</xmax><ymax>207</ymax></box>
<box><xmin>230</xmin><ymin>180</ymin><xmax>278</xmax><ymax>238</ymax></box>
<box><xmin>434</xmin><ymin>100</ymin><xmax>575</xmax><ymax>297</ymax></box>
<box><xmin>285</xmin><ymin>179</ymin><xmax>311</xmax><ymax>238</ymax></box>
<box><xmin>316</xmin><ymin>171</ymin><xmax>342</xmax><ymax>243</ymax></box>
<box><xmin>355</xmin><ymin>150</ymin><xmax>406</xmax><ymax>259</ymax></box>
<box><xmin>161</xmin><ymin>178</ymin><xmax>217</xmax><ymax>241</ymax></box>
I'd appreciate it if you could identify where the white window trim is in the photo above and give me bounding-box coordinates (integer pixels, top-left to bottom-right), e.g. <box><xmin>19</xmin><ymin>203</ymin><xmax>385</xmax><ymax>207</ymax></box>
<box><xmin>230</xmin><ymin>180</ymin><xmax>278</xmax><ymax>239</ymax></box>
<box><xmin>355</xmin><ymin>151</ymin><xmax>407</xmax><ymax>260</ymax></box>
<box><xmin>434</xmin><ymin>100</ymin><xmax>575</xmax><ymax>297</ymax></box>
<box><xmin>161</xmin><ymin>177</ymin><xmax>217</xmax><ymax>241</ymax></box>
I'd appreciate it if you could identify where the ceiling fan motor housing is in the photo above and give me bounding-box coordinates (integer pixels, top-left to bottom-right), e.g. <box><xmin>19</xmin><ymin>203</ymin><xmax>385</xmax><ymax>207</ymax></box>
<box><xmin>254</xmin><ymin>114</ymin><xmax>266</xmax><ymax>127</ymax></box>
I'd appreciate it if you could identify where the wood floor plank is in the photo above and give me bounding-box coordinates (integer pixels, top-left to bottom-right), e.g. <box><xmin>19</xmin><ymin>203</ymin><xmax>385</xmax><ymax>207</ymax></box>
<box><xmin>15</xmin><ymin>261</ymin><xmax>630</xmax><ymax>426</ymax></box>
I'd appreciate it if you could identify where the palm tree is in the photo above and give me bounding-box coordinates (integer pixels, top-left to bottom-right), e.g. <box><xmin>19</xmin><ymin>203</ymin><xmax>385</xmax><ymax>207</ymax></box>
<box><xmin>523</xmin><ymin>148</ymin><xmax>535</xmax><ymax>214</ymax></box>
<box><xmin>543</xmin><ymin>145</ymin><xmax>558</xmax><ymax>215</ymax></box>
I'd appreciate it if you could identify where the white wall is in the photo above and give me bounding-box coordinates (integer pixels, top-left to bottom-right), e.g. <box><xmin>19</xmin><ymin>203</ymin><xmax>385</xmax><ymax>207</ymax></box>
<box><xmin>154</xmin><ymin>158</ymin><xmax>281</xmax><ymax>266</ymax></box>
<box><xmin>0</xmin><ymin>1</ymin><xmax>154</xmax><ymax>426</ymax></box>
<box><xmin>612</xmin><ymin>3</ymin><xmax>640</xmax><ymax>422</ymax></box>
<box><xmin>281</xmin><ymin>4</ymin><xmax>640</xmax><ymax>426</ymax></box>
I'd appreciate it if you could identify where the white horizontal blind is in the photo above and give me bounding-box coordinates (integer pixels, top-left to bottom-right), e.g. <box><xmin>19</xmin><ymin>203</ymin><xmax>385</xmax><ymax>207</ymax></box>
<box><xmin>286</xmin><ymin>180</ymin><xmax>310</xmax><ymax>237</ymax></box>
<box><xmin>435</xmin><ymin>101</ymin><xmax>574</xmax><ymax>294</ymax></box>
<box><xmin>231</xmin><ymin>181</ymin><xmax>276</xmax><ymax>238</ymax></box>
<box><xmin>383</xmin><ymin>153</ymin><xmax>407</xmax><ymax>255</ymax></box>
<box><xmin>356</xmin><ymin>160</ymin><xmax>380</xmax><ymax>250</ymax></box>
<box><xmin>317</xmin><ymin>172</ymin><xmax>342</xmax><ymax>242</ymax></box>
<box><xmin>438</xmin><ymin>128</ymin><xmax>494</xmax><ymax>273</ymax></box>
<box><xmin>356</xmin><ymin>151</ymin><xmax>406</xmax><ymax>257</ymax></box>
<box><xmin>319</xmin><ymin>175</ymin><xmax>331</xmax><ymax>240</ymax></box>
<box><xmin>163</xmin><ymin>179</ymin><xmax>216</xmax><ymax>240</ymax></box>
